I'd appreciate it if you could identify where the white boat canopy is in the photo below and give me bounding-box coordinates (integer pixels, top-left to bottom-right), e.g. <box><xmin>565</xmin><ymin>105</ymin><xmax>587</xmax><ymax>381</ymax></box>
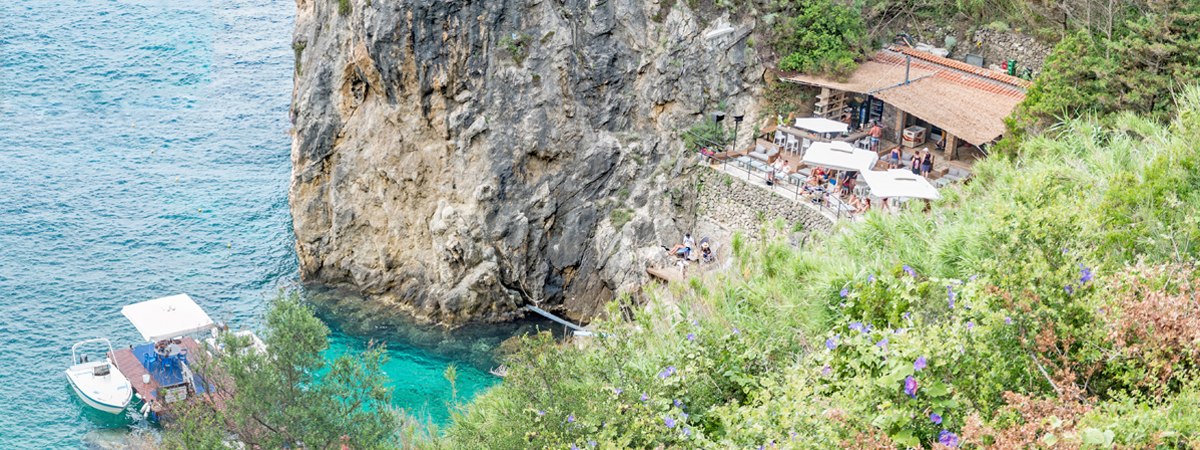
<box><xmin>794</xmin><ymin>117</ymin><xmax>850</xmax><ymax>134</ymax></box>
<box><xmin>121</xmin><ymin>294</ymin><xmax>215</xmax><ymax>342</ymax></box>
<box><xmin>802</xmin><ymin>141</ymin><xmax>879</xmax><ymax>172</ymax></box>
<box><xmin>861</xmin><ymin>169</ymin><xmax>942</xmax><ymax>200</ymax></box>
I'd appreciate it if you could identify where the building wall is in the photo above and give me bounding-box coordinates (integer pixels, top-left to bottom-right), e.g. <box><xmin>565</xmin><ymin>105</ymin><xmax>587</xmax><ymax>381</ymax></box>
<box><xmin>881</xmin><ymin>102</ymin><xmax>904</xmax><ymax>144</ymax></box>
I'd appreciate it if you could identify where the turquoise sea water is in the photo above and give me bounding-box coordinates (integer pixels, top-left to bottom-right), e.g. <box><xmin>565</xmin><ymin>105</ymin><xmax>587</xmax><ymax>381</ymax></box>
<box><xmin>0</xmin><ymin>1</ymin><xmax>511</xmax><ymax>447</ymax></box>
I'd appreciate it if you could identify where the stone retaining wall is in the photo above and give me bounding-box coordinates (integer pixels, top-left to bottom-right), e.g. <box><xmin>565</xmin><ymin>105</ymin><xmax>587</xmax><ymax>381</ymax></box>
<box><xmin>694</xmin><ymin>167</ymin><xmax>831</xmax><ymax>237</ymax></box>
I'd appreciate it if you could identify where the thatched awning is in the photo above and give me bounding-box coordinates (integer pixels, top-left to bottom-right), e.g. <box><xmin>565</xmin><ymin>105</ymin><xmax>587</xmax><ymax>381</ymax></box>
<box><xmin>871</xmin><ymin>76</ymin><xmax>1022</xmax><ymax>146</ymax></box>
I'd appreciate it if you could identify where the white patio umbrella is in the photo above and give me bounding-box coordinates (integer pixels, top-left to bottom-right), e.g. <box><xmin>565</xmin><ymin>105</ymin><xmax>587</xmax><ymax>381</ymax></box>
<box><xmin>794</xmin><ymin>117</ymin><xmax>849</xmax><ymax>134</ymax></box>
<box><xmin>121</xmin><ymin>294</ymin><xmax>216</xmax><ymax>342</ymax></box>
<box><xmin>860</xmin><ymin>169</ymin><xmax>941</xmax><ymax>200</ymax></box>
<box><xmin>802</xmin><ymin>141</ymin><xmax>879</xmax><ymax>172</ymax></box>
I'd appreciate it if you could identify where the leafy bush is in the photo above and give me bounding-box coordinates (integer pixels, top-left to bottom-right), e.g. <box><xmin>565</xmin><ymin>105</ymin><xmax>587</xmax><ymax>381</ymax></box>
<box><xmin>409</xmin><ymin>87</ymin><xmax>1200</xmax><ymax>449</ymax></box>
<box><xmin>498</xmin><ymin>33</ymin><xmax>532</xmax><ymax>65</ymax></box>
<box><xmin>164</xmin><ymin>292</ymin><xmax>398</xmax><ymax>449</ymax></box>
<box><xmin>772</xmin><ymin>0</ymin><xmax>865</xmax><ymax>76</ymax></box>
<box><xmin>1010</xmin><ymin>0</ymin><xmax>1200</xmax><ymax>135</ymax></box>
<box><xmin>683</xmin><ymin>119</ymin><xmax>730</xmax><ymax>153</ymax></box>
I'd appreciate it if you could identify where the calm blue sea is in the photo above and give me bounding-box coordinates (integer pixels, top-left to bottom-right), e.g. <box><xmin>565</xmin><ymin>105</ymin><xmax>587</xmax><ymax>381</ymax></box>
<box><xmin>0</xmin><ymin>1</ymin><xmax>500</xmax><ymax>447</ymax></box>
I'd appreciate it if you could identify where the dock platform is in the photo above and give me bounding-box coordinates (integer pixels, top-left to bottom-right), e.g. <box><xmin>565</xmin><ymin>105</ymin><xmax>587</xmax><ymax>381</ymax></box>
<box><xmin>109</xmin><ymin>337</ymin><xmax>205</xmax><ymax>410</ymax></box>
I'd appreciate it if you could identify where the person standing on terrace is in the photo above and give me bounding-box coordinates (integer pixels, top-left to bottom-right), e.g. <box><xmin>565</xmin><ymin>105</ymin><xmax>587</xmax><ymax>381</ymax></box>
<box><xmin>869</xmin><ymin>122</ymin><xmax>883</xmax><ymax>152</ymax></box>
<box><xmin>888</xmin><ymin>146</ymin><xmax>902</xmax><ymax>166</ymax></box>
<box><xmin>920</xmin><ymin>149</ymin><xmax>934</xmax><ymax>178</ymax></box>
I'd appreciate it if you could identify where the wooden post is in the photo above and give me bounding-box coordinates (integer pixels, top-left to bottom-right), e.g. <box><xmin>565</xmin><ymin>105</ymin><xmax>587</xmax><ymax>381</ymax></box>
<box><xmin>945</xmin><ymin>133</ymin><xmax>958</xmax><ymax>160</ymax></box>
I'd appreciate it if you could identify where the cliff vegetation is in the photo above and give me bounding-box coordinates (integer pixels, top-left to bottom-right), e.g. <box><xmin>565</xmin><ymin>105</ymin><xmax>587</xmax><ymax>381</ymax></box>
<box><xmin>170</xmin><ymin>85</ymin><xmax>1200</xmax><ymax>448</ymax></box>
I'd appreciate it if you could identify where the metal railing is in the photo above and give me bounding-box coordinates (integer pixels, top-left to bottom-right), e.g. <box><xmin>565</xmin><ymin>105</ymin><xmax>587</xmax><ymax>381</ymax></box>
<box><xmin>686</xmin><ymin>130</ymin><xmax>859</xmax><ymax>221</ymax></box>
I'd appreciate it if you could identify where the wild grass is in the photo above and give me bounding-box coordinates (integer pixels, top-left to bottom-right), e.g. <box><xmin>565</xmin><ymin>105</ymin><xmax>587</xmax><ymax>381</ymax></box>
<box><xmin>406</xmin><ymin>87</ymin><xmax>1200</xmax><ymax>448</ymax></box>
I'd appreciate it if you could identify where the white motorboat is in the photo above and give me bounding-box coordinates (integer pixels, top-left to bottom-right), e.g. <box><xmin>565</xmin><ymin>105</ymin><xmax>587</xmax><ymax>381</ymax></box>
<box><xmin>65</xmin><ymin>338</ymin><xmax>133</xmax><ymax>414</ymax></box>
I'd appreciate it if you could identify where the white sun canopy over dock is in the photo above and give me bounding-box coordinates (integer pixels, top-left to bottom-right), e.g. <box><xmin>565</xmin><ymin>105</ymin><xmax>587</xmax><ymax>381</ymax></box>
<box><xmin>121</xmin><ymin>294</ymin><xmax>216</xmax><ymax>342</ymax></box>
<box><xmin>802</xmin><ymin>141</ymin><xmax>878</xmax><ymax>172</ymax></box>
<box><xmin>861</xmin><ymin>169</ymin><xmax>941</xmax><ymax>200</ymax></box>
<box><xmin>794</xmin><ymin>117</ymin><xmax>850</xmax><ymax>134</ymax></box>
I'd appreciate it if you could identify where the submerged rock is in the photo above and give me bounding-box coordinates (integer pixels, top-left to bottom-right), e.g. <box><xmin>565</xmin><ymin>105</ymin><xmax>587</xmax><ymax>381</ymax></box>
<box><xmin>289</xmin><ymin>0</ymin><xmax>763</xmax><ymax>325</ymax></box>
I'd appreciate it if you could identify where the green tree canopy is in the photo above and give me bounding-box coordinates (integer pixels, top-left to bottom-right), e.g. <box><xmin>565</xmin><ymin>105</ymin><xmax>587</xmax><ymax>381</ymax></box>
<box><xmin>773</xmin><ymin>0</ymin><xmax>866</xmax><ymax>76</ymax></box>
<box><xmin>165</xmin><ymin>292</ymin><xmax>398</xmax><ymax>450</ymax></box>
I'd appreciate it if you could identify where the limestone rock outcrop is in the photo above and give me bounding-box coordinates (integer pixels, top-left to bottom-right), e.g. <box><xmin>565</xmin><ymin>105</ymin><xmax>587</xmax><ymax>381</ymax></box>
<box><xmin>289</xmin><ymin>0</ymin><xmax>763</xmax><ymax>324</ymax></box>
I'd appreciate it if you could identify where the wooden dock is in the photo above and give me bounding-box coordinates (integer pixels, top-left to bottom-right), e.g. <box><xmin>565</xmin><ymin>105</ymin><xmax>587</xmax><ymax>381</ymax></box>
<box><xmin>109</xmin><ymin>337</ymin><xmax>204</xmax><ymax>411</ymax></box>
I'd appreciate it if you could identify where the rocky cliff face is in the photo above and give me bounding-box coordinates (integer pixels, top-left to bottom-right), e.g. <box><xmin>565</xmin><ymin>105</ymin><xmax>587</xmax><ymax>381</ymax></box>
<box><xmin>289</xmin><ymin>0</ymin><xmax>763</xmax><ymax>325</ymax></box>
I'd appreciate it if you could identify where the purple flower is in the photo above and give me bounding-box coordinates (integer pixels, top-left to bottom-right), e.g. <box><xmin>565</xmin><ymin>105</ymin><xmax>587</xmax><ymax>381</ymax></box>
<box><xmin>536</xmin><ymin>410</ymin><xmax>546</xmax><ymax>416</ymax></box>
<box><xmin>864</xmin><ymin>323</ymin><xmax>875</xmax><ymax>333</ymax></box>
<box><xmin>903</xmin><ymin>375</ymin><xmax>919</xmax><ymax>398</ymax></box>
<box><xmin>1065</xmin><ymin>285</ymin><xmax>1074</xmax><ymax>295</ymax></box>
<box><xmin>825</xmin><ymin>337</ymin><xmax>838</xmax><ymax>350</ymax></box>
<box><xmin>903</xmin><ymin>265</ymin><xmax>916</xmax><ymax>277</ymax></box>
<box><xmin>640</xmin><ymin>393</ymin><xmax>648</xmax><ymax>402</ymax></box>
<box><xmin>902</xmin><ymin>311</ymin><xmax>912</xmax><ymax>320</ymax></box>
<box><xmin>1005</xmin><ymin>316</ymin><xmax>1012</xmax><ymax>324</ymax></box>
<box><xmin>613</xmin><ymin>388</ymin><xmax>623</xmax><ymax>394</ymax></box>
<box><xmin>571</xmin><ymin>444</ymin><xmax>579</xmax><ymax>450</ymax></box>
<box><xmin>969</xmin><ymin>274</ymin><xmax>978</xmax><ymax>282</ymax></box>
<box><xmin>567</xmin><ymin>414</ymin><xmax>575</xmax><ymax>423</ymax></box>
<box><xmin>664</xmin><ymin>416</ymin><xmax>676</xmax><ymax>428</ymax></box>
<box><xmin>967</xmin><ymin>321</ymin><xmax>975</xmax><ymax>331</ymax></box>
<box><xmin>849</xmin><ymin>322</ymin><xmax>864</xmax><ymax>333</ymax></box>
<box><xmin>732</xmin><ymin>326</ymin><xmax>740</xmax><ymax>335</ymax></box>
<box><xmin>692</xmin><ymin>319</ymin><xmax>699</xmax><ymax>327</ymax></box>
<box><xmin>822</xmin><ymin>365</ymin><xmax>832</xmax><ymax>376</ymax></box>
<box><xmin>589</xmin><ymin>441</ymin><xmax>597</xmax><ymax>447</ymax></box>
<box><xmin>687</xmin><ymin>333</ymin><xmax>696</xmax><ymax>341</ymax></box>
<box><xmin>840</xmin><ymin>288</ymin><xmax>849</xmax><ymax>298</ymax></box>
<box><xmin>674</xmin><ymin>399</ymin><xmax>683</xmax><ymax>408</ymax></box>
<box><xmin>939</xmin><ymin>431</ymin><xmax>959</xmax><ymax>447</ymax></box>
<box><xmin>1080</xmin><ymin>265</ymin><xmax>1093</xmax><ymax>283</ymax></box>
<box><xmin>876</xmin><ymin>338</ymin><xmax>889</xmax><ymax>351</ymax></box>
<box><xmin>914</xmin><ymin>356</ymin><xmax>927</xmax><ymax>371</ymax></box>
<box><xmin>683</xmin><ymin>428</ymin><xmax>692</xmax><ymax>436</ymax></box>
<box><xmin>1063</xmin><ymin>248</ymin><xmax>1069</xmax><ymax>254</ymax></box>
<box><xmin>947</xmin><ymin>286</ymin><xmax>956</xmax><ymax>308</ymax></box>
<box><xmin>930</xmin><ymin>412</ymin><xmax>942</xmax><ymax>424</ymax></box>
<box><xmin>680</xmin><ymin>412</ymin><xmax>689</xmax><ymax>420</ymax></box>
<box><xmin>667</xmin><ymin>366</ymin><xmax>676</xmax><ymax>375</ymax></box>
<box><xmin>869</xmin><ymin>274</ymin><xmax>876</xmax><ymax>283</ymax></box>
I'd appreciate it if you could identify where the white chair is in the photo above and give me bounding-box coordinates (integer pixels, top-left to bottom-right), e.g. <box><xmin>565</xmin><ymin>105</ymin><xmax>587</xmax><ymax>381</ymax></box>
<box><xmin>786</xmin><ymin>135</ymin><xmax>799</xmax><ymax>155</ymax></box>
<box><xmin>774</xmin><ymin>131</ymin><xmax>785</xmax><ymax>146</ymax></box>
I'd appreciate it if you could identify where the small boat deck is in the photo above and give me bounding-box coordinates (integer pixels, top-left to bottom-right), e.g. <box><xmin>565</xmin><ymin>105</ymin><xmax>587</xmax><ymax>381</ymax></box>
<box><xmin>109</xmin><ymin>337</ymin><xmax>205</xmax><ymax>410</ymax></box>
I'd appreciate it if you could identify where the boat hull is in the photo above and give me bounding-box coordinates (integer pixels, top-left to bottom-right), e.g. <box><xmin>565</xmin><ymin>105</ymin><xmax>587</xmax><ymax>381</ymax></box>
<box><xmin>67</xmin><ymin>377</ymin><xmax>129</xmax><ymax>414</ymax></box>
<box><xmin>65</xmin><ymin>361</ymin><xmax>132</xmax><ymax>415</ymax></box>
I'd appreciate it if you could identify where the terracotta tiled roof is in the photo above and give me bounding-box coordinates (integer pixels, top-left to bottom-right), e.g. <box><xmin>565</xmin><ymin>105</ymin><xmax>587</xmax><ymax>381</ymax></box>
<box><xmin>872</xmin><ymin>51</ymin><xmax>1026</xmax><ymax>99</ymax></box>
<box><xmin>893</xmin><ymin>45</ymin><xmax>1032</xmax><ymax>89</ymax></box>
<box><xmin>779</xmin><ymin>60</ymin><xmax>935</xmax><ymax>94</ymax></box>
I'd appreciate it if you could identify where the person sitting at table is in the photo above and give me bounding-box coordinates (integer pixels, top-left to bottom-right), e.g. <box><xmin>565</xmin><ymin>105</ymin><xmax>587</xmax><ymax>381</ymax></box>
<box><xmin>856</xmin><ymin>197</ymin><xmax>872</xmax><ymax>213</ymax></box>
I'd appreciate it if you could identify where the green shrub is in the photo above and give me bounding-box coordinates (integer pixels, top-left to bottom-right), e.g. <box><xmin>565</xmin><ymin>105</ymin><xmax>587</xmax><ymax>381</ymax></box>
<box><xmin>610</xmin><ymin>208</ymin><xmax>632</xmax><ymax>229</ymax></box>
<box><xmin>772</xmin><ymin>0</ymin><xmax>865</xmax><ymax>76</ymax></box>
